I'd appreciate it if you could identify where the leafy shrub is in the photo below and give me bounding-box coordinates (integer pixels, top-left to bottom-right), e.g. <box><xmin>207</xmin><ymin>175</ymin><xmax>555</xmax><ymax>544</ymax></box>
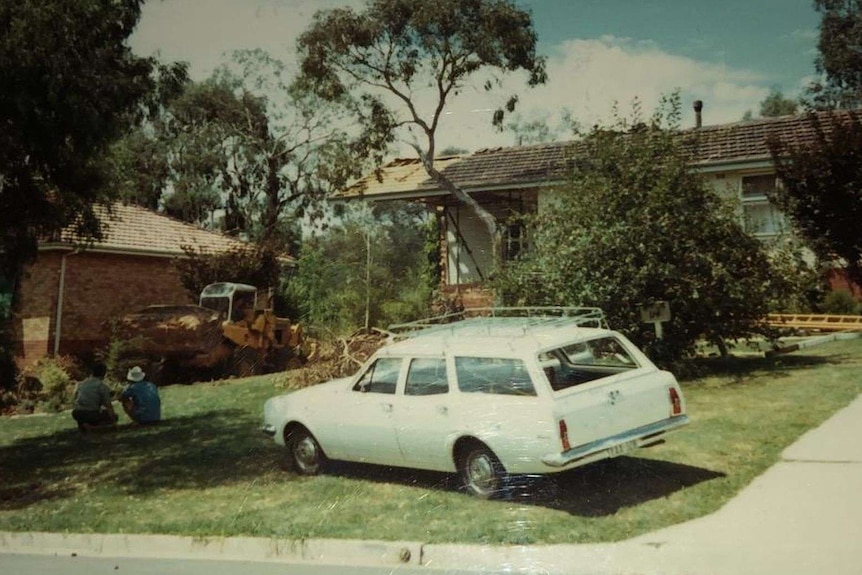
<box><xmin>763</xmin><ymin>237</ymin><xmax>827</xmax><ymax>313</ymax></box>
<box><xmin>21</xmin><ymin>356</ymin><xmax>83</xmax><ymax>412</ymax></box>
<box><xmin>96</xmin><ymin>323</ymin><xmax>147</xmax><ymax>384</ymax></box>
<box><xmin>821</xmin><ymin>290</ymin><xmax>862</xmax><ymax>315</ymax></box>
<box><xmin>495</xmin><ymin>95</ymin><xmax>776</xmax><ymax>364</ymax></box>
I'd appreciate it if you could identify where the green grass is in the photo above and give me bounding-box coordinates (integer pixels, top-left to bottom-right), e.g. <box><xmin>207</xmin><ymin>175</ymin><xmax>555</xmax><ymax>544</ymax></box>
<box><xmin>1</xmin><ymin>338</ymin><xmax>861</xmax><ymax>545</ymax></box>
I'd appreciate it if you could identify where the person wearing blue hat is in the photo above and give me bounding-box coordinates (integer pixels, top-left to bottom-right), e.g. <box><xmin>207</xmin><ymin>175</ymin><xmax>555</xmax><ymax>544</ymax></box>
<box><xmin>120</xmin><ymin>366</ymin><xmax>161</xmax><ymax>425</ymax></box>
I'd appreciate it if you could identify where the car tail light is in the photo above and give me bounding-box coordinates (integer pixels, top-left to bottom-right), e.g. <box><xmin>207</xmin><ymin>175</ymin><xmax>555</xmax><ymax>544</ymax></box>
<box><xmin>669</xmin><ymin>387</ymin><xmax>682</xmax><ymax>416</ymax></box>
<box><xmin>559</xmin><ymin>419</ymin><xmax>571</xmax><ymax>451</ymax></box>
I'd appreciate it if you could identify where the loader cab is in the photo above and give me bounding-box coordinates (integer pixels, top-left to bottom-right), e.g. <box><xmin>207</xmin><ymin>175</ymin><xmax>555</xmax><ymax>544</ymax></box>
<box><xmin>199</xmin><ymin>282</ymin><xmax>258</xmax><ymax>323</ymax></box>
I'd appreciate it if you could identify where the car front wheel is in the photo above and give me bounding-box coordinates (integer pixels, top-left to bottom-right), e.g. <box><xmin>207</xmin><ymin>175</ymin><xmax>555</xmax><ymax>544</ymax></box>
<box><xmin>287</xmin><ymin>427</ymin><xmax>326</xmax><ymax>475</ymax></box>
<box><xmin>459</xmin><ymin>445</ymin><xmax>505</xmax><ymax>499</ymax></box>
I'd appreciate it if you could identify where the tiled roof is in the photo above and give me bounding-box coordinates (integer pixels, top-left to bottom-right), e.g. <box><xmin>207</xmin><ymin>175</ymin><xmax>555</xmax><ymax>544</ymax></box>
<box><xmin>347</xmin><ymin>109</ymin><xmax>861</xmax><ymax>199</ymax></box>
<box><xmin>679</xmin><ymin>111</ymin><xmax>848</xmax><ymax>166</ymax></box>
<box><xmin>42</xmin><ymin>202</ymin><xmax>258</xmax><ymax>258</ymax></box>
<box><xmin>437</xmin><ymin>141</ymin><xmax>572</xmax><ymax>189</ymax></box>
<box><xmin>341</xmin><ymin>155</ymin><xmax>463</xmax><ymax>199</ymax></box>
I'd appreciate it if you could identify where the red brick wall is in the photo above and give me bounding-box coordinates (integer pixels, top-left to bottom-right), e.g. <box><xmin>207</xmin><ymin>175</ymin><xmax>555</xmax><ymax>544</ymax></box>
<box><xmin>828</xmin><ymin>269</ymin><xmax>861</xmax><ymax>300</ymax></box>
<box><xmin>441</xmin><ymin>284</ymin><xmax>496</xmax><ymax>309</ymax></box>
<box><xmin>13</xmin><ymin>250</ymin><xmax>192</xmax><ymax>365</ymax></box>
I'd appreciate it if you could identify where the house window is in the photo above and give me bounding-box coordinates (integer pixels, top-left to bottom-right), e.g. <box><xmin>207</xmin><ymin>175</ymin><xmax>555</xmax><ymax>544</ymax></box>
<box><xmin>741</xmin><ymin>175</ymin><xmax>787</xmax><ymax>237</ymax></box>
<box><xmin>503</xmin><ymin>222</ymin><xmax>527</xmax><ymax>261</ymax></box>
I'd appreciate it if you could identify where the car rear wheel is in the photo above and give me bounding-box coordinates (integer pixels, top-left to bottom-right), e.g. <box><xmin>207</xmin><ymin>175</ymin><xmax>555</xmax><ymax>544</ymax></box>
<box><xmin>458</xmin><ymin>445</ymin><xmax>505</xmax><ymax>499</ymax></box>
<box><xmin>287</xmin><ymin>427</ymin><xmax>326</xmax><ymax>475</ymax></box>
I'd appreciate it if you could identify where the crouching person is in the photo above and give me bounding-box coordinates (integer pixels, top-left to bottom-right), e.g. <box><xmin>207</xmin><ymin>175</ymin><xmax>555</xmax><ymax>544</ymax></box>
<box><xmin>121</xmin><ymin>366</ymin><xmax>161</xmax><ymax>425</ymax></box>
<box><xmin>72</xmin><ymin>362</ymin><xmax>118</xmax><ymax>431</ymax></box>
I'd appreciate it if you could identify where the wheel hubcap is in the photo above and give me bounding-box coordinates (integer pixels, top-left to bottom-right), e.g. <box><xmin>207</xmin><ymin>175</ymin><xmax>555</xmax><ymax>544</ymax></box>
<box><xmin>467</xmin><ymin>453</ymin><xmax>496</xmax><ymax>493</ymax></box>
<box><xmin>294</xmin><ymin>436</ymin><xmax>318</xmax><ymax>470</ymax></box>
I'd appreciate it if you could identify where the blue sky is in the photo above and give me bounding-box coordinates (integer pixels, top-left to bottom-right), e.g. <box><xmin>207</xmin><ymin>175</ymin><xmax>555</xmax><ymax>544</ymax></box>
<box><xmin>527</xmin><ymin>0</ymin><xmax>819</xmax><ymax>94</ymax></box>
<box><xmin>524</xmin><ymin>0</ymin><xmax>819</xmax><ymax>92</ymax></box>
<box><xmin>130</xmin><ymin>0</ymin><xmax>823</xmax><ymax>151</ymax></box>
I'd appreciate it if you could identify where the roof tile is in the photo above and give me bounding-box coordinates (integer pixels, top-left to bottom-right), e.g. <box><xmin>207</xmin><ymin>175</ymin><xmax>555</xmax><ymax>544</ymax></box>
<box><xmin>348</xmin><ymin>110</ymin><xmax>861</xmax><ymax>199</ymax></box>
<box><xmin>47</xmin><ymin>202</ymin><xmax>259</xmax><ymax>258</ymax></box>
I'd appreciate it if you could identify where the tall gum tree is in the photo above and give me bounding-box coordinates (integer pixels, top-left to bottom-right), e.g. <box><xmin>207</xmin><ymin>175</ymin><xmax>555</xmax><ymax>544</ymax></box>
<box><xmin>109</xmin><ymin>50</ymin><xmax>384</xmax><ymax>251</ymax></box>
<box><xmin>0</xmin><ymin>0</ymin><xmax>165</xmax><ymax>278</ymax></box>
<box><xmin>295</xmin><ymin>0</ymin><xmax>547</xmax><ymax>265</ymax></box>
<box><xmin>806</xmin><ymin>0</ymin><xmax>862</xmax><ymax>109</ymax></box>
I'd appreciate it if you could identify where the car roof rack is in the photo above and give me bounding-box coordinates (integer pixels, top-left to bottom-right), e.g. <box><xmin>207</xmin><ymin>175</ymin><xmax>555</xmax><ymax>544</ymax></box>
<box><xmin>388</xmin><ymin>306</ymin><xmax>607</xmax><ymax>339</ymax></box>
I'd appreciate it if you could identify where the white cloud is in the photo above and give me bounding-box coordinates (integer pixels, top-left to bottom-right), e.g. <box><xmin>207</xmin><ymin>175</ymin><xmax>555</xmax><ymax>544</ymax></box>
<box><xmin>433</xmin><ymin>36</ymin><xmax>772</xmax><ymax>152</ymax></box>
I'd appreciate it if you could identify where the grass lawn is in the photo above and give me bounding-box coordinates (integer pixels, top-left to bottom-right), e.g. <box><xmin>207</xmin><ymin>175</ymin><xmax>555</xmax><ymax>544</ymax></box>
<box><xmin>1</xmin><ymin>337</ymin><xmax>860</xmax><ymax>545</ymax></box>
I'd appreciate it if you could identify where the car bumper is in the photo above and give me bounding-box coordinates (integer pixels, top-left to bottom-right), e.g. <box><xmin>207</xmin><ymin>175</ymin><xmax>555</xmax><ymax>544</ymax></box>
<box><xmin>260</xmin><ymin>423</ymin><xmax>277</xmax><ymax>438</ymax></box>
<box><xmin>542</xmin><ymin>414</ymin><xmax>690</xmax><ymax>468</ymax></box>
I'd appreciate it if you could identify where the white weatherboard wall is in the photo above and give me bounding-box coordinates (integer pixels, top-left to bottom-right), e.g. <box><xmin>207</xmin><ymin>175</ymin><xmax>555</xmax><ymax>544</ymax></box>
<box><xmin>446</xmin><ymin>205</ymin><xmax>494</xmax><ymax>285</ymax></box>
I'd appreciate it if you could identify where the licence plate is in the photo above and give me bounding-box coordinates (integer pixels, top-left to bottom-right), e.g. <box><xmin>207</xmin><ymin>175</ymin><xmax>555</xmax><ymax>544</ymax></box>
<box><xmin>606</xmin><ymin>439</ymin><xmax>637</xmax><ymax>457</ymax></box>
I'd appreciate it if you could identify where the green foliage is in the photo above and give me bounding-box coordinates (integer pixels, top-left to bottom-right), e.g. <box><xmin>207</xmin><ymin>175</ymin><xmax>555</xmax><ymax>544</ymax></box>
<box><xmin>96</xmin><ymin>323</ymin><xmax>145</xmax><ymax>384</ymax></box>
<box><xmin>494</xmin><ymin>96</ymin><xmax>777</xmax><ymax>363</ymax></box>
<box><xmin>821</xmin><ymin>290</ymin><xmax>862</xmax><ymax>315</ymax></box>
<box><xmin>18</xmin><ymin>356</ymin><xmax>85</xmax><ymax>412</ymax></box>
<box><xmin>107</xmin><ymin>50</ymin><xmax>373</xmax><ymax>251</ymax></box>
<box><xmin>0</xmin><ymin>337</ymin><xmax>15</xmax><ymax>393</ymax></box>
<box><xmin>288</xmin><ymin>203</ymin><xmax>436</xmax><ymax>335</ymax></box>
<box><xmin>36</xmin><ymin>363</ymin><xmax>71</xmax><ymax>412</ymax></box>
<box><xmin>759</xmin><ymin>88</ymin><xmax>799</xmax><ymax>117</ymax></box>
<box><xmin>0</xmin><ymin>0</ymin><xmax>172</xmax><ymax>278</ymax></box>
<box><xmin>297</xmin><ymin>0</ymin><xmax>547</xmax><ymax>117</ymax></box>
<box><xmin>173</xmin><ymin>245</ymin><xmax>287</xmax><ymax>302</ymax></box>
<box><xmin>769</xmin><ymin>112</ymin><xmax>862</xmax><ymax>289</ymax></box>
<box><xmin>762</xmin><ymin>237</ymin><xmax>828</xmax><ymax>313</ymax></box>
<box><xmin>0</xmin><ymin>274</ymin><xmax>14</xmax><ymax>392</ymax></box>
<box><xmin>806</xmin><ymin>0</ymin><xmax>862</xmax><ymax>109</ymax></box>
<box><xmin>506</xmin><ymin>109</ymin><xmax>578</xmax><ymax>145</ymax></box>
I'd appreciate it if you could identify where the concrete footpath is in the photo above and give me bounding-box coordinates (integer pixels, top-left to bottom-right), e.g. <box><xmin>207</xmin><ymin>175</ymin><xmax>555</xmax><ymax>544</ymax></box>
<box><xmin>2</xmin><ymin>394</ymin><xmax>861</xmax><ymax>574</ymax></box>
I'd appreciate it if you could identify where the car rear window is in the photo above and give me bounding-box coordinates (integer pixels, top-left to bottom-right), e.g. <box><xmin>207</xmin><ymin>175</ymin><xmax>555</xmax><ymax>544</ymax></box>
<box><xmin>540</xmin><ymin>336</ymin><xmax>639</xmax><ymax>391</ymax></box>
<box><xmin>454</xmin><ymin>357</ymin><xmax>536</xmax><ymax>396</ymax></box>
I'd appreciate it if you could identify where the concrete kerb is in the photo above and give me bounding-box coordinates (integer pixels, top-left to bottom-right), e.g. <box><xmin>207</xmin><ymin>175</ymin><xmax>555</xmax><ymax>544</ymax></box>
<box><xmin>0</xmin><ymin>531</ymin><xmax>425</xmax><ymax>567</ymax></box>
<box><xmin>0</xmin><ymin>530</ymin><xmax>660</xmax><ymax>572</ymax></box>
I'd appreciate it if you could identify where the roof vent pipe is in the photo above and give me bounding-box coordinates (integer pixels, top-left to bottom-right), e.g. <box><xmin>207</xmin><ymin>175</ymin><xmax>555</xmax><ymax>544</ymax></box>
<box><xmin>693</xmin><ymin>100</ymin><xmax>703</xmax><ymax>129</ymax></box>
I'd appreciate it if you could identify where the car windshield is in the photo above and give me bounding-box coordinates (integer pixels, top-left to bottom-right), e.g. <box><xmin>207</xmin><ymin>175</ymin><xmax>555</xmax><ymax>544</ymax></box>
<box><xmin>540</xmin><ymin>336</ymin><xmax>639</xmax><ymax>391</ymax></box>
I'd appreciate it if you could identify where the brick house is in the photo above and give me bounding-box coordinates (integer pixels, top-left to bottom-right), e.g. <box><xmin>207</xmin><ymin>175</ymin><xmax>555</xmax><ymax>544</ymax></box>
<box><xmin>343</xmin><ymin>109</ymin><xmax>861</xmax><ymax>305</ymax></box>
<box><xmin>12</xmin><ymin>202</ymin><xmax>253</xmax><ymax>366</ymax></box>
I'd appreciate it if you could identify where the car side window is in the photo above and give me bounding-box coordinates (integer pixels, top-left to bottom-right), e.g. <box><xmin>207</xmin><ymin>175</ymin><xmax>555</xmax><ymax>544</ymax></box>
<box><xmin>405</xmin><ymin>358</ymin><xmax>449</xmax><ymax>396</ymax></box>
<box><xmin>353</xmin><ymin>357</ymin><xmax>400</xmax><ymax>394</ymax></box>
<box><xmin>454</xmin><ymin>357</ymin><xmax>536</xmax><ymax>396</ymax></box>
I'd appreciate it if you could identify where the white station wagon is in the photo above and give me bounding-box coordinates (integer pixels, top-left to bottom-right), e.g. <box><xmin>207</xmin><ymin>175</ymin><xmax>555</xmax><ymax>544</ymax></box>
<box><xmin>261</xmin><ymin>308</ymin><xmax>689</xmax><ymax>498</ymax></box>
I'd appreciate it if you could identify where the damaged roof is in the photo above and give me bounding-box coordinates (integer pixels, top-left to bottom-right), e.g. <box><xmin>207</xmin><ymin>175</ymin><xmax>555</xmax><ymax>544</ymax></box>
<box><xmin>344</xmin><ymin>110</ymin><xmax>861</xmax><ymax>201</ymax></box>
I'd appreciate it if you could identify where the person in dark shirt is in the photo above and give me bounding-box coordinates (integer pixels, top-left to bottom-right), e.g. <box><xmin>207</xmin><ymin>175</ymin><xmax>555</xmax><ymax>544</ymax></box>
<box><xmin>120</xmin><ymin>366</ymin><xmax>161</xmax><ymax>425</ymax></box>
<box><xmin>72</xmin><ymin>362</ymin><xmax>118</xmax><ymax>431</ymax></box>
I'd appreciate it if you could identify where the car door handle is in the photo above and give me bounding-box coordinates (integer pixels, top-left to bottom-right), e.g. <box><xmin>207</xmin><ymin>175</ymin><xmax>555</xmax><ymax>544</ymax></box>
<box><xmin>381</xmin><ymin>403</ymin><xmax>393</xmax><ymax>413</ymax></box>
<box><xmin>436</xmin><ymin>405</ymin><xmax>448</xmax><ymax>415</ymax></box>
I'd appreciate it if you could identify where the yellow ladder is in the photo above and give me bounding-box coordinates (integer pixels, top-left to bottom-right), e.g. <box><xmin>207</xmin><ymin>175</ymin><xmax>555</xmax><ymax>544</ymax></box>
<box><xmin>766</xmin><ymin>313</ymin><xmax>862</xmax><ymax>332</ymax></box>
